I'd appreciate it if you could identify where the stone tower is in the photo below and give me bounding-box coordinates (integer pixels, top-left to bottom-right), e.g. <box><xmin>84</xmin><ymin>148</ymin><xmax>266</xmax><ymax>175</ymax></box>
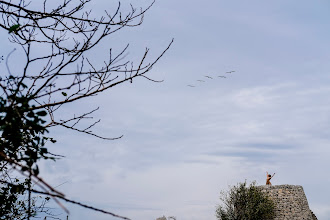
<box><xmin>258</xmin><ymin>185</ymin><xmax>317</xmax><ymax>220</ymax></box>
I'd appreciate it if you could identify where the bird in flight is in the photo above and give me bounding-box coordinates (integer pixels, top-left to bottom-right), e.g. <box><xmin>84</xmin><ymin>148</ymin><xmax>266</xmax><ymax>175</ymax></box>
<box><xmin>186</xmin><ymin>70</ymin><xmax>236</xmax><ymax>87</ymax></box>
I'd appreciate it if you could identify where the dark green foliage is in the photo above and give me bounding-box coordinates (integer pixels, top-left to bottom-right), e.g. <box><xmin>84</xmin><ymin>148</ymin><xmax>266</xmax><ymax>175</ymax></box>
<box><xmin>0</xmin><ymin>177</ymin><xmax>34</xmax><ymax>220</ymax></box>
<box><xmin>216</xmin><ymin>181</ymin><xmax>275</xmax><ymax>220</ymax></box>
<box><xmin>0</xmin><ymin>94</ymin><xmax>56</xmax><ymax>219</ymax></box>
<box><xmin>0</xmin><ymin>179</ymin><xmax>51</xmax><ymax>220</ymax></box>
<box><xmin>8</xmin><ymin>24</ymin><xmax>20</xmax><ymax>33</ymax></box>
<box><xmin>0</xmin><ymin>94</ymin><xmax>56</xmax><ymax>167</ymax></box>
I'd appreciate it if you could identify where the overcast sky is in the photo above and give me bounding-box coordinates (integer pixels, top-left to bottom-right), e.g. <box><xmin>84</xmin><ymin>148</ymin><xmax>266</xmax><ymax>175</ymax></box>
<box><xmin>3</xmin><ymin>0</ymin><xmax>330</xmax><ymax>219</ymax></box>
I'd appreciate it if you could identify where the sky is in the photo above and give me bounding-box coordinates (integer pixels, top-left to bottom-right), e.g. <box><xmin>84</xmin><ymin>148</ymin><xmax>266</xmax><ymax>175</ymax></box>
<box><xmin>3</xmin><ymin>0</ymin><xmax>330</xmax><ymax>219</ymax></box>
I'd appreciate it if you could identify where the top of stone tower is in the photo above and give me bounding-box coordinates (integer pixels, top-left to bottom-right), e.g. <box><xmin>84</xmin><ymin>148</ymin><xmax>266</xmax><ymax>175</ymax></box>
<box><xmin>257</xmin><ymin>184</ymin><xmax>316</xmax><ymax>220</ymax></box>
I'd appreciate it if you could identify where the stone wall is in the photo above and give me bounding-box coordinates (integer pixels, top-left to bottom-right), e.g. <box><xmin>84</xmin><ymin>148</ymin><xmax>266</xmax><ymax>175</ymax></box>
<box><xmin>258</xmin><ymin>185</ymin><xmax>316</xmax><ymax>220</ymax></box>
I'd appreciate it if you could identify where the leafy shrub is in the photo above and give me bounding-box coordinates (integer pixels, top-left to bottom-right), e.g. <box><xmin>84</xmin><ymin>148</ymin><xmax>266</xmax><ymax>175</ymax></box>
<box><xmin>216</xmin><ymin>181</ymin><xmax>275</xmax><ymax>220</ymax></box>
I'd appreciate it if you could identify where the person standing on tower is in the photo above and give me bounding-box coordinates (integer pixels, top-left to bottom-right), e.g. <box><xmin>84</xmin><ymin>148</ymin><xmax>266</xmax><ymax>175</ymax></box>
<box><xmin>266</xmin><ymin>171</ymin><xmax>275</xmax><ymax>185</ymax></box>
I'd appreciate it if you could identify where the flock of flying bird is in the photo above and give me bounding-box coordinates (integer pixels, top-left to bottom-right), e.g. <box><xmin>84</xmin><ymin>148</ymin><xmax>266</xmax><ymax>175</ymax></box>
<box><xmin>187</xmin><ymin>70</ymin><xmax>235</xmax><ymax>87</ymax></box>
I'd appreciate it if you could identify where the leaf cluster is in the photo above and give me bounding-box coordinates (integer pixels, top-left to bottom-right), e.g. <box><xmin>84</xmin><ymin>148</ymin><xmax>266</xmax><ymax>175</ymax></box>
<box><xmin>0</xmin><ymin>174</ymin><xmax>51</xmax><ymax>220</ymax></box>
<box><xmin>0</xmin><ymin>93</ymin><xmax>56</xmax><ymax>219</ymax></box>
<box><xmin>0</xmin><ymin>94</ymin><xmax>56</xmax><ymax>172</ymax></box>
<box><xmin>0</xmin><ymin>177</ymin><xmax>30</xmax><ymax>220</ymax></box>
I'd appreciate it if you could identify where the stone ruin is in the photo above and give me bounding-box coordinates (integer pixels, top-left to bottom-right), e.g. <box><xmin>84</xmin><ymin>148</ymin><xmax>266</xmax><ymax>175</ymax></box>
<box><xmin>258</xmin><ymin>184</ymin><xmax>317</xmax><ymax>220</ymax></box>
<box><xmin>156</xmin><ymin>185</ymin><xmax>318</xmax><ymax>220</ymax></box>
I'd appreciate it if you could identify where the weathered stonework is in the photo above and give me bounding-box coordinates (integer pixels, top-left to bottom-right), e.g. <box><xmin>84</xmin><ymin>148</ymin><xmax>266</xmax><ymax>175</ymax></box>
<box><xmin>258</xmin><ymin>185</ymin><xmax>316</xmax><ymax>220</ymax></box>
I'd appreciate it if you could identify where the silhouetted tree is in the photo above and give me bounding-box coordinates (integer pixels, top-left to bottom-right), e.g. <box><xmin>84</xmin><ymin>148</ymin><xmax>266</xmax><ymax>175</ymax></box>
<box><xmin>0</xmin><ymin>0</ymin><xmax>173</xmax><ymax>219</ymax></box>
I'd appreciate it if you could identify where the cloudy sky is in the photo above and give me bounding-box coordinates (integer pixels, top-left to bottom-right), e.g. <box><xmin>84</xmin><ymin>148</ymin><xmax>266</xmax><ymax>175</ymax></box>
<box><xmin>3</xmin><ymin>0</ymin><xmax>330</xmax><ymax>219</ymax></box>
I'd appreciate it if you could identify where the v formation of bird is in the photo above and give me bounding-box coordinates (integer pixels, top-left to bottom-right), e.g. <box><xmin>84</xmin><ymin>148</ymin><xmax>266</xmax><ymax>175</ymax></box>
<box><xmin>187</xmin><ymin>70</ymin><xmax>235</xmax><ymax>88</ymax></box>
